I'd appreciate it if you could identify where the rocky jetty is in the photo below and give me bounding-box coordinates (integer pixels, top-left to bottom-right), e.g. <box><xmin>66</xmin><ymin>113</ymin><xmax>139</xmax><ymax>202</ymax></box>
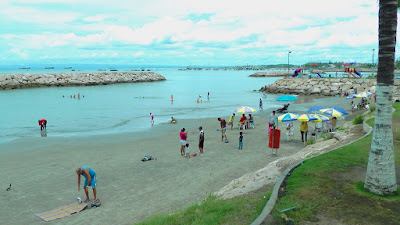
<box><xmin>249</xmin><ymin>71</ymin><xmax>290</xmax><ymax>77</ymax></box>
<box><xmin>0</xmin><ymin>72</ymin><xmax>166</xmax><ymax>90</ymax></box>
<box><xmin>260</xmin><ymin>78</ymin><xmax>400</xmax><ymax>99</ymax></box>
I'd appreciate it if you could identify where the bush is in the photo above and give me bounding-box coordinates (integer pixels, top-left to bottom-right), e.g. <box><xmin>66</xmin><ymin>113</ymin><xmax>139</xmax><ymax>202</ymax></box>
<box><xmin>353</xmin><ymin>115</ymin><xmax>364</xmax><ymax>125</ymax></box>
<box><xmin>369</xmin><ymin>105</ymin><xmax>376</xmax><ymax>113</ymax></box>
<box><xmin>306</xmin><ymin>139</ymin><xmax>316</xmax><ymax>146</ymax></box>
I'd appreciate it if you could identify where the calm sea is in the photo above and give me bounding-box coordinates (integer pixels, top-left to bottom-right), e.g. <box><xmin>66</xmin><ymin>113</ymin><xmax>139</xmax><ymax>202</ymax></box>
<box><xmin>0</xmin><ymin>67</ymin><xmax>282</xmax><ymax>144</ymax></box>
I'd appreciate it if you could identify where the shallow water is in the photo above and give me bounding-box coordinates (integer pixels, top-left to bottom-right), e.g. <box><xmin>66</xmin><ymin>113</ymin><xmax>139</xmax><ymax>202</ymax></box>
<box><xmin>0</xmin><ymin>68</ymin><xmax>281</xmax><ymax>143</ymax></box>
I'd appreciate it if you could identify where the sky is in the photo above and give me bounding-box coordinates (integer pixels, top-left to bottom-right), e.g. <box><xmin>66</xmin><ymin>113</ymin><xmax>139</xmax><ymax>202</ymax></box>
<box><xmin>0</xmin><ymin>0</ymin><xmax>394</xmax><ymax>66</ymax></box>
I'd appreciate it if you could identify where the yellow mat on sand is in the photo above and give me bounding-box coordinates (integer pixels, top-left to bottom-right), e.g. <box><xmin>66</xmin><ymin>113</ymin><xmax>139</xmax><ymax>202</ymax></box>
<box><xmin>35</xmin><ymin>201</ymin><xmax>88</xmax><ymax>222</ymax></box>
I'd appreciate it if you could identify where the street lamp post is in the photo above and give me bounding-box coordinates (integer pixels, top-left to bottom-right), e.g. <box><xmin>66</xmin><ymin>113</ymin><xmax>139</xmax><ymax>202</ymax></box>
<box><xmin>287</xmin><ymin>51</ymin><xmax>291</xmax><ymax>77</ymax></box>
<box><xmin>372</xmin><ymin>48</ymin><xmax>375</xmax><ymax>68</ymax></box>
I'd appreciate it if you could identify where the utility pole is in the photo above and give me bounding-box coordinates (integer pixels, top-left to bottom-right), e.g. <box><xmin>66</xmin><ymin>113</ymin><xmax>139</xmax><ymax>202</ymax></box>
<box><xmin>372</xmin><ymin>48</ymin><xmax>375</xmax><ymax>68</ymax></box>
<box><xmin>287</xmin><ymin>51</ymin><xmax>291</xmax><ymax>77</ymax></box>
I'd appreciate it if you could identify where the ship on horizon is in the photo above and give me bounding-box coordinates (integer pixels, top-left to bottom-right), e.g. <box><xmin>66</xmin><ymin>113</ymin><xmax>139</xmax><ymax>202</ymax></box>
<box><xmin>19</xmin><ymin>67</ymin><xmax>30</xmax><ymax>69</ymax></box>
<box><xmin>45</xmin><ymin>67</ymin><xmax>54</xmax><ymax>69</ymax></box>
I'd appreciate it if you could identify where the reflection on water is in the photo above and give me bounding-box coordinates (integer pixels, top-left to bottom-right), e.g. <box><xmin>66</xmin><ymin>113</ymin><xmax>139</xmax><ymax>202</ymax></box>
<box><xmin>41</xmin><ymin>130</ymin><xmax>47</xmax><ymax>137</ymax></box>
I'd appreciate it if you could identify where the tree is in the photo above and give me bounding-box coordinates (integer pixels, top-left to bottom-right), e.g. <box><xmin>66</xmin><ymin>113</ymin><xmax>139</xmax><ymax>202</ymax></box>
<box><xmin>364</xmin><ymin>0</ymin><xmax>398</xmax><ymax>195</ymax></box>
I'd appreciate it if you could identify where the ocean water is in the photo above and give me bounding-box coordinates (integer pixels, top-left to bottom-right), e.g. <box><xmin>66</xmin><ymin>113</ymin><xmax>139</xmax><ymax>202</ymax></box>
<box><xmin>0</xmin><ymin>68</ymin><xmax>281</xmax><ymax>143</ymax></box>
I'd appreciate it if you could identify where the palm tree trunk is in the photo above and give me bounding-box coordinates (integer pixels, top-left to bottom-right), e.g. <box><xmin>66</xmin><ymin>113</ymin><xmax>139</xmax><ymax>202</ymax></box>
<box><xmin>364</xmin><ymin>0</ymin><xmax>397</xmax><ymax>195</ymax></box>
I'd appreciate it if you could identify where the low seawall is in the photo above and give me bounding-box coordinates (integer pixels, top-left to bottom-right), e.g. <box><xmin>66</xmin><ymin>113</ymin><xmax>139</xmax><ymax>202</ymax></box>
<box><xmin>260</xmin><ymin>78</ymin><xmax>400</xmax><ymax>98</ymax></box>
<box><xmin>249</xmin><ymin>71</ymin><xmax>289</xmax><ymax>77</ymax></box>
<box><xmin>0</xmin><ymin>72</ymin><xmax>166</xmax><ymax>90</ymax></box>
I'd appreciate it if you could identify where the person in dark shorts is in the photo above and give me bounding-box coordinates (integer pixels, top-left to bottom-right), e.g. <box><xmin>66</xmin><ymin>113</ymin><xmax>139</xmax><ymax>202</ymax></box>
<box><xmin>198</xmin><ymin>126</ymin><xmax>204</xmax><ymax>153</ymax></box>
<box><xmin>218</xmin><ymin>118</ymin><xmax>228</xmax><ymax>142</ymax></box>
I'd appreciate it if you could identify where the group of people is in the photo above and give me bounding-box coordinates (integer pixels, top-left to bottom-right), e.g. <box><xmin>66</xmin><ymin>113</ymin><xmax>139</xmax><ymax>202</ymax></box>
<box><xmin>179</xmin><ymin>127</ymin><xmax>204</xmax><ymax>158</ymax></box>
<box><xmin>63</xmin><ymin>93</ymin><xmax>84</xmax><ymax>99</ymax></box>
<box><xmin>227</xmin><ymin>113</ymin><xmax>255</xmax><ymax>130</ymax></box>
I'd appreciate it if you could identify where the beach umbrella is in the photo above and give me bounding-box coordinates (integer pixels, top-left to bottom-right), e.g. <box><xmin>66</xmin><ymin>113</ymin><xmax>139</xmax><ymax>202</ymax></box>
<box><xmin>278</xmin><ymin>113</ymin><xmax>299</xmax><ymax>122</ymax></box>
<box><xmin>343</xmin><ymin>63</ymin><xmax>350</xmax><ymax>66</ymax></box>
<box><xmin>234</xmin><ymin>106</ymin><xmax>256</xmax><ymax>114</ymax></box>
<box><xmin>346</xmin><ymin>94</ymin><xmax>358</xmax><ymax>99</ymax></box>
<box><xmin>311</xmin><ymin>114</ymin><xmax>330</xmax><ymax>123</ymax></box>
<box><xmin>307</xmin><ymin>106</ymin><xmax>325</xmax><ymax>113</ymax></box>
<box><xmin>331</xmin><ymin>107</ymin><xmax>347</xmax><ymax>115</ymax></box>
<box><xmin>355</xmin><ymin>92</ymin><xmax>372</xmax><ymax>99</ymax></box>
<box><xmin>296</xmin><ymin>114</ymin><xmax>319</xmax><ymax>122</ymax></box>
<box><xmin>319</xmin><ymin>108</ymin><xmax>344</xmax><ymax>117</ymax></box>
<box><xmin>276</xmin><ymin>95</ymin><xmax>298</xmax><ymax>101</ymax></box>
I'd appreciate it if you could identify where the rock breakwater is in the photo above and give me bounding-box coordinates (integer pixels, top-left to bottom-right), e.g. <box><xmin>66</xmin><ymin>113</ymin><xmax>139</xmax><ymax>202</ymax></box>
<box><xmin>249</xmin><ymin>71</ymin><xmax>289</xmax><ymax>77</ymax></box>
<box><xmin>260</xmin><ymin>78</ymin><xmax>400</xmax><ymax>99</ymax></box>
<box><xmin>0</xmin><ymin>72</ymin><xmax>166</xmax><ymax>90</ymax></box>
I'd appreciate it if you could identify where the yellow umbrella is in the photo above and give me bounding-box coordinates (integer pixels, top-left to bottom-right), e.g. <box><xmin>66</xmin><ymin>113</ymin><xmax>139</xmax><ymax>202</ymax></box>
<box><xmin>319</xmin><ymin>108</ymin><xmax>344</xmax><ymax>117</ymax></box>
<box><xmin>311</xmin><ymin>114</ymin><xmax>330</xmax><ymax>123</ymax></box>
<box><xmin>234</xmin><ymin>106</ymin><xmax>256</xmax><ymax>114</ymax></box>
<box><xmin>297</xmin><ymin>114</ymin><xmax>319</xmax><ymax>122</ymax></box>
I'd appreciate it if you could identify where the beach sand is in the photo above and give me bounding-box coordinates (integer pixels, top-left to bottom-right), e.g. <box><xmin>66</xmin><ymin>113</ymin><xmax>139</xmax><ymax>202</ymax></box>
<box><xmin>0</xmin><ymin>96</ymin><xmax>355</xmax><ymax>225</ymax></box>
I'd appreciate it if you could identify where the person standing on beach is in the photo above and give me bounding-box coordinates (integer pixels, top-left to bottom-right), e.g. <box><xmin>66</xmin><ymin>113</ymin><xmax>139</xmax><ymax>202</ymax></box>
<box><xmin>300</xmin><ymin>121</ymin><xmax>308</xmax><ymax>142</ymax></box>
<box><xmin>198</xmin><ymin>126</ymin><xmax>204</xmax><ymax>154</ymax></box>
<box><xmin>269</xmin><ymin>111</ymin><xmax>278</xmax><ymax>129</ymax></box>
<box><xmin>185</xmin><ymin>143</ymin><xmax>190</xmax><ymax>158</ymax></box>
<box><xmin>259</xmin><ymin>98</ymin><xmax>263</xmax><ymax>110</ymax></box>
<box><xmin>238</xmin><ymin>132</ymin><xmax>243</xmax><ymax>149</ymax></box>
<box><xmin>180</xmin><ymin>128</ymin><xmax>187</xmax><ymax>156</ymax></box>
<box><xmin>76</xmin><ymin>167</ymin><xmax>97</xmax><ymax>202</ymax></box>
<box><xmin>150</xmin><ymin>113</ymin><xmax>154</xmax><ymax>125</ymax></box>
<box><xmin>228</xmin><ymin>113</ymin><xmax>235</xmax><ymax>129</ymax></box>
<box><xmin>218</xmin><ymin>118</ymin><xmax>228</xmax><ymax>142</ymax></box>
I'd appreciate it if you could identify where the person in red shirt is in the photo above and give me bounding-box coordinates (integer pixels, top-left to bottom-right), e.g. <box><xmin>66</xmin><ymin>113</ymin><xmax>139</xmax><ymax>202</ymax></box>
<box><xmin>239</xmin><ymin>114</ymin><xmax>247</xmax><ymax>129</ymax></box>
<box><xmin>179</xmin><ymin>128</ymin><xmax>187</xmax><ymax>156</ymax></box>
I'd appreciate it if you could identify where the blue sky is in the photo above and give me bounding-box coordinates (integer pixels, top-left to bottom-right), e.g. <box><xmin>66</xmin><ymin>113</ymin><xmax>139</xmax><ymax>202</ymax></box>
<box><xmin>0</xmin><ymin>0</ymin><xmax>392</xmax><ymax>66</ymax></box>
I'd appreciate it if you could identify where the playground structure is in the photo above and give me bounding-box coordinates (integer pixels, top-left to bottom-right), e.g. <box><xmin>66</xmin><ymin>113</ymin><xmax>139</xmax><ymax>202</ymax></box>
<box><xmin>343</xmin><ymin>63</ymin><xmax>362</xmax><ymax>78</ymax></box>
<box><xmin>292</xmin><ymin>68</ymin><xmax>303</xmax><ymax>77</ymax></box>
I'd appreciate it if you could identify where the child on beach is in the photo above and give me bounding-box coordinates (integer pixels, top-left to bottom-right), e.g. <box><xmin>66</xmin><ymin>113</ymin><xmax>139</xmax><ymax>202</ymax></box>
<box><xmin>185</xmin><ymin>143</ymin><xmax>190</xmax><ymax>158</ymax></box>
<box><xmin>238</xmin><ymin>132</ymin><xmax>243</xmax><ymax>149</ymax></box>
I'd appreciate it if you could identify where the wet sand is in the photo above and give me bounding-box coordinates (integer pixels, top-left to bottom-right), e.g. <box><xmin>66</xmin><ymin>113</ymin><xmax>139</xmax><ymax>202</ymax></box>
<box><xmin>0</xmin><ymin>95</ymin><xmax>356</xmax><ymax>225</ymax></box>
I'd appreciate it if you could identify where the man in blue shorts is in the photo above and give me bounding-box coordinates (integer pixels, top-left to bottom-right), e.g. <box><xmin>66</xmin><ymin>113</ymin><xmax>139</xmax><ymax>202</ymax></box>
<box><xmin>76</xmin><ymin>167</ymin><xmax>97</xmax><ymax>202</ymax></box>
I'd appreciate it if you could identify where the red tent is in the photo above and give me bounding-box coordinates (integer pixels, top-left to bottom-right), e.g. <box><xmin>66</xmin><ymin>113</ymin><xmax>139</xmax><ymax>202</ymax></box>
<box><xmin>311</xmin><ymin>63</ymin><xmax>318</xmax><ymax>66</ymax></box>
<box><xmin>343</xmin><ymin>63</ymin><xmax>350</xmax><ymax>66</ymax></box>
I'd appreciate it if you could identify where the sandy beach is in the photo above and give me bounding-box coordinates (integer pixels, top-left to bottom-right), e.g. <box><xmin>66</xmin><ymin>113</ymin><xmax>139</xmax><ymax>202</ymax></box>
<box><xmin>0</xmin><ymin>96</ymin><xmax>355</xmax><ymax>225</ymax></box>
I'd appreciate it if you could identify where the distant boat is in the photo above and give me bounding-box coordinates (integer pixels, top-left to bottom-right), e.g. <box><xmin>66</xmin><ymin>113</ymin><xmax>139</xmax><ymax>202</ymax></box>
<box><xmin>97</xmin><ymin>69</ymin><xmax>106</xmax><ymax>71</ymax></box>
<box><xmin>45</xmin><ymin>67</ymin><xmax>54</xmax><ymax>69</ymax></box>
<box><xmin>64</xmin><ymin>67</ymin><xmax>72</xmax><ymax>69</ymax></box>
<box><xmin>147</xmin><ymin>69</ymin><xmax>151</xmax><ymax>71</ymax></box>
<box><xmin>110</xmin><ymin>69</ymin><xmax>118</xmax><ymax>71</ymax></box>
<box><xmin>19</xmin><ymin>67</ymin><xmax>30</xmax><ymax>69</ymax></box>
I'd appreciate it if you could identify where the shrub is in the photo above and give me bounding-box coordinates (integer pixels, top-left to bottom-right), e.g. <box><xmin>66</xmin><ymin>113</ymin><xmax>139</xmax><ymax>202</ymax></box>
<box><xmin>353</xmin><ymin>115</ymin><xmax>364</xmax><ymax>125</ymax></box>
<box><xmin>306</xmin><ymin>139</ymin><xmax>316</xmax><ymax>146</ymax></box>
<box><xmin>369</xmin><ymin>105</ymin><xmax>376</xmax><ymax>113</ymax></box>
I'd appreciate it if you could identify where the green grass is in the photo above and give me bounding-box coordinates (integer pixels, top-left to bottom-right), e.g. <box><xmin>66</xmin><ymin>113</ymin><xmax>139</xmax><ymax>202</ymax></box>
<box><xmin>137</xmin><ymin>192</ymin><xmax>272</xmax><ymax>225</ymax></box>
<box><xmin>273</xmin><ymin>102</ymin><xmax>400</xmax><ymax>224</ymax></box>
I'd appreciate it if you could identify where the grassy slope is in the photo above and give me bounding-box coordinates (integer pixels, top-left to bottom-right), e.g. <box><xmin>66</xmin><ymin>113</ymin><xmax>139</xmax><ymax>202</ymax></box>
<box><xmin>137</xmin><ymin>192</ymin><xmax>272</xmax><ymax>225</ymax></box>
<box><xmin>273</xmin><ymin>102</ymin><xmax>400</xmax><ymax>224</ymax></box>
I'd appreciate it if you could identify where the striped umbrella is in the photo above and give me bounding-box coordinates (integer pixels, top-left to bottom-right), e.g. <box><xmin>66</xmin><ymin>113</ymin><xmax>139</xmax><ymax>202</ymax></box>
<box><xmin>278</xmin><ymin>113</ymin><xmax>299</xmax><ymax>122</ymax></box>
<box><xmin>319</xmin><ymin>108</ymin><xmax>344</xmax><ymax>117</ymax></box>
<box><xmin>234</xmin><ymin>106</ymin><xmax>256</xmax><ymax>114</ymax></box>
<box><xmin>311</xmin><ymin>114</ymin><xmax>330</xmax><ymax>123</ymax></box>
<box><xmin>355</xmin><ymin>92</ymin><xmax>372</xmax><ymax>99</ymax></box>
<box><xmin>297</xmin><ymin>114</ymin><xmax>319</xmax><ymax>122</ymax></box>
<box><xmin>307</xmin><ymin>106</ymin><xmax>325</xmax><ymax>113</ymax></box>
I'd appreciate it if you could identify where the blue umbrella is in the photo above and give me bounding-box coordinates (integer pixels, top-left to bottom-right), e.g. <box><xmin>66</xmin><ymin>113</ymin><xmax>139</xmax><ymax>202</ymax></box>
<box><xmin>278</xmin><ymin>113</ymin><xmax>299</xmax><ymax>122</ymax></box>
<box><xmin>307</xmin><ymin>106</ymin><xmax>325</xmax><ymax>112</ymax></box>
<box><xmin>331</xmin><ymin>107</ymin><xmax>347</xmax><ymax>115</ymax></box>
<box><xmin>346</xmin><ymin>94</ymin><xmax>357</xmax><ymax>99</ymax></box>
<box><xmin>276</xmin><ymin>95</ymin><xmax>298</xmax><ymax>101</ymax></box>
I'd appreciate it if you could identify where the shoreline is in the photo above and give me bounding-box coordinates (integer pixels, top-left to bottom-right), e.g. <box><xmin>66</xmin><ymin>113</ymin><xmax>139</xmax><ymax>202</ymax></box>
<box><xmin>0</xmin><ymin>72</ymin><xmax>166</xmax><ymax>90</ymax></box>
<box><xmin>0</xmin><ymin>95</ymin><xmax>356</xmax><ymax>224</ymax></box>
